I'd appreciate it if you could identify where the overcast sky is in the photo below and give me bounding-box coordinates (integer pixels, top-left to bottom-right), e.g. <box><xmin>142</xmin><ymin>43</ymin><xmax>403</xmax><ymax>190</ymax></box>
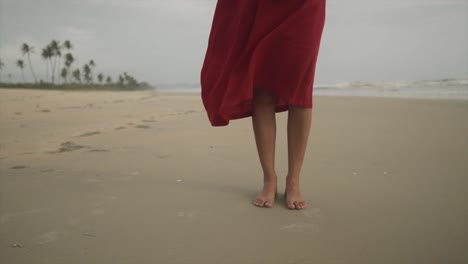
<box><xmin>0</xmin><ymin>0</ymin><xmax>467</xmax><ymax>86</ymax></box>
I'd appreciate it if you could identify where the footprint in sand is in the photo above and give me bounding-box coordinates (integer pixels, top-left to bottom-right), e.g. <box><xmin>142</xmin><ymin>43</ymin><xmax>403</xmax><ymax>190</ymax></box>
<box><xmin>91</xmin><ymin>208</ymin><xmax>105</xmax><ymax>215</ymax></box>
<box><xmin>47</xmin><ymin>141</ymin><xmax>89</xmax><ymax>154</ymax></box>
<box><xmin>59</xmin><ymin>106</ymin><xmax>82</xmax><ymax>110</ymax></box>
<box><xmin>302</xmin><ymin>208</ymin><xmax>323</xmax><ymax>219</ymax></box>
<box><xmin>87</xmin><ymin>148</ymin><xmax>109</xmax><ymax>152</ymax></box>
<box><xmin>279</xmin><ymin>223</ymin><xmax>317</xmax><ymax>233</ymax></box>
<box><xmin>14</xmin><ymin>112</ymin><xmax>22</xmax><ymax>115</ymax></box>
<box><xmin>31</xmin><ymin>231</ymin><xmax>67</xmax><ymax>245</ymax></box>
<box><xmin>20</xmin><ymin>152</ymin><xmax>35</xmax><ymax>156</ymax></box>
<box><xmin>76</xmin><ymin>131</ymin><xmax>101</xmax><ymax>137</ymax></box>
<box><xmin>112</xmin><ymin>100</ymin><xmax>125</xmax><ymax>103</ymax></box>
<box><xmin>118</xmin><ymin>171</ymin><xmax>139</xmax><ymax>181</ymax></box>
<box><xmin>135</xmin><ymin>124</ymin><xmax>151</xmax><ymax>129</ymax></box>
<box><xmin>82</xmin><ymin>231</ymin><xmax>97</xmax><ymax>237</ymax></box>
<box><xmin>114</xmin><ymin>126</ymin><xmax>127</xmax><ymax>130</ymax></box>
<box><xmin>176</xmin><ymin>211</ymin><xmax>198</xmax><ymax>222</ymax></box>
<box><xmin>38</xmin><ymin>109</ymin><xmax>51</xmax><ymax>113</ymax></box>
<box><xmin>141</xmin><ymin>119</ymin><xmax>157</xmax><ymax>123</ymax></box>
<box><xmin>127</xmin><ymin>122</ymin><xmax>135</xmax><ymax>126</ymax></box>
<box><xmin>138</xmin><ymin>94</ymin><xmax>158</xmax><ymax>100</ymax></box>
<box><xmin>86</xmin><ymin>178</ymin><xmax>102</xmax><ymax>183</ymax></box>
<box><xmin>10</xmin><ymin>165</ymin><xmax>28</xmax><ymax>169</ymax></box>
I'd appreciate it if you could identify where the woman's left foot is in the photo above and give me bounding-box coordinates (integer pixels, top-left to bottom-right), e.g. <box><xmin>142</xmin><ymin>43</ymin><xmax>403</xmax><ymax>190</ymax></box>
<box><xmin>253</xmin><ymin>177</ymin><xmax>277</xmax><ymax>208</ymax></box>
<box><xmin>285</xmin><ymin>177</ymin><xmax>307</xmax><ymax>210</ymax></box>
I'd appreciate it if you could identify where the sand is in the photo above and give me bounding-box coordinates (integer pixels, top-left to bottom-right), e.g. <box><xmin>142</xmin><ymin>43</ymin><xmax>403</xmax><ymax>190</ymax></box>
<box><xmin>0</xmin><ymin>88</ymin><xmax>467</xmax><ymax>264</ymax></box>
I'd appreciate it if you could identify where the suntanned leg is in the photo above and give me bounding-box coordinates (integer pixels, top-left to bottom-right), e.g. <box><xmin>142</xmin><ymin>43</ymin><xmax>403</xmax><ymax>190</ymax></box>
<box><xmin>252</xmin><ymin>88</ymin><xmax>277</xmax><ymax>208</ymax></box>
<box><xmin>286</xmin><ymin>105</ymin><xmax>312</xmax><ymax>209</ymax></box>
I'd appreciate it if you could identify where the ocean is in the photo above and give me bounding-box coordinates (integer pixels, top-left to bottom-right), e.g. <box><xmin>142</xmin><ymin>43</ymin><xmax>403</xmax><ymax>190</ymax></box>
<box><xmin>156</xmin><ymin>79</ymin><xmax>468</xmax><ymax>100</ymax></box>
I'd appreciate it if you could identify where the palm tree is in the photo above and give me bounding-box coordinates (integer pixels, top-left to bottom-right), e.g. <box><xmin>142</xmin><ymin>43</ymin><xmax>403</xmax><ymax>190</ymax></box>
<box><xmin>64</xmin><ymin>53</ymin><xmax>75</xmax><ymax>83</ymax></box>
<box><xmin>60</xmin><ymin>67</ymin><xmax>68</xmax><ymax>84</ymax></box>
<box><xmin>63</xmin><ymin>40</ymin><xmax>73</xmax><ymax>50</ymax></box>
<box><xmin>89</xmin><ymin>60</ymin><xmax>95</xmax><ymax>83</ymax></box>
<box><xmin>97</xmin><ymin>73</ymin><xmax>104</xmax><ymax>84</ymax></box>
<box><xmin>121</xmin><ymin>72</ymin><xmax>138</xmax><ymax>86</ymax></box>
<box><xmin>49</xmin><ymin>40</ymin><xmax>62</xmax><ymax>84</ymax></box>
<box><xmin>8</xmin><ymin>73</ymin><xmax>12</xmax><ymax>82</ymax></box>
<box><xmin>106</xmin><ymin>76</ymin><xmax>112</xmax><ymax>84</ymax></box>
<box><xmin>41</xmin><ymin>46</ymin><xmax>53</xmax><ymax>83</ymax></box>
<box><xmin>123</xmin><ymin>72</ymin><xmax>129</xmax><ymax>84</ymax></box>
<box><xmin>72</xmin><ymin>69</ymin><xmax>81</xmax><ymax>83</ymax></box>
<box><xmin>61</xmin><ymin>40</ymin><xmax>73</xmax><ymax>84</ymax></box>
<box><xmin>16</xmin><ymin>59</ymin><xmax>26</xmax><ymax>83</ymax></box>
<box><xmin>0</xmin><ymin>58</ymin><xmax>4</xmax><ymax>83</ymax></box>
<box><xmin>118</xmin><ymin>74</ymin><xmax>124</xmax><ymax>86</ymax></box>
<box><xmin>21</xmin><ymin>43</ymin><xmax>38</xmax><ymax>83</ymax></box>
<box><xmin>127</xmin><ymin>75</ymin><xmax>138</xmax><ymax>86</ymax></box>
<box><xmin>47</xmin><ymin>42</ymin><xmax>56</xmax><ymax>83</ymax></box>
<box><xmin>83</xmin><ymin>64</ymin><xmax>91</xmax><ymax>84</ymax></box>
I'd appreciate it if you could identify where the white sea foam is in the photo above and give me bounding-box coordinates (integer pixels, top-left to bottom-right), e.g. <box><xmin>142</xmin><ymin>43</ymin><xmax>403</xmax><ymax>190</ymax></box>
<box><xmin>313</xmin><ymin>79</ymin><xmax>468</xmax><ymax>100</ymax></box>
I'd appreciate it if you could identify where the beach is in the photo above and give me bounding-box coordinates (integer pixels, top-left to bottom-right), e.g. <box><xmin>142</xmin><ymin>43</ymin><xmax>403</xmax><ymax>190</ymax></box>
<box><xmin>0</xmin><ymin>88</ymin><xmax>467</xmax><ymax>263</ymax></box>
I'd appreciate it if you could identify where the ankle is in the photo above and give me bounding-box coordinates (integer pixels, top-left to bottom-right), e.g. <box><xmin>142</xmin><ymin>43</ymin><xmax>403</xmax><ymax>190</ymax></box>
<box><xmin>263</xmin><ymin>174</ymin><xmax>277</xmax><ymax>183</ymax></box>
<box><xmin>286</xmin><ymin>175</ymin><xmax>300</xmax><ymax>186</ymax></box>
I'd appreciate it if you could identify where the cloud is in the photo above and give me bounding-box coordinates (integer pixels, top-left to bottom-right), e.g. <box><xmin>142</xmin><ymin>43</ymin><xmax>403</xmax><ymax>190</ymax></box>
<box><xmin>54</xmin><ymin>26</ymin><xmax>96</xmax><ymax>42</ymax></box>
<box><xmin>84</xmin><ymin>0</ymin><xmax>214</xmax><ymax>18</ymax></box>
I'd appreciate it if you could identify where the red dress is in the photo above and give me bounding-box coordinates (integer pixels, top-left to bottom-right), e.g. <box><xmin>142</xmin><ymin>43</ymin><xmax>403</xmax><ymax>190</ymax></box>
<box><xmin>200</xmin><ymin>0</ymin><xmax>326</xmax><ymax>126</ymax></box>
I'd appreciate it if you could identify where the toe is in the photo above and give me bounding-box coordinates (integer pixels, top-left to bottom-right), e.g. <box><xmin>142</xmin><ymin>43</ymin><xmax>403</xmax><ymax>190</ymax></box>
<box><xmin>253</xmin><ymin>199</ymin><xmax>261</xmax><ymax>206</ymax></box>
<box><xmin>294</xmin><ymin>201</ymin><xmax>301</xmax><ymax>210</ymax></box>
<box><xmin>258</xmin><ymin>199</ymin><xmax>267</xmax><ymax>207</ymax></box>
<box><xmin>297</xmin><ymin>201</ymin><xmax>303</xmax><ymax>209</ymax></box>
<box><xmin>287</xmin><ymin>200</ymin><xmax>295</xmax><ymax>209</ymax></box>
<box><xmin>301</xmin><ymin>201</ymin><xmax>307</xmax><ymax>209</ymax></box>
<box><xmin>264</xmin><ymin>200</ymin><xmax>273</xmax><ymax>208</ymax></box>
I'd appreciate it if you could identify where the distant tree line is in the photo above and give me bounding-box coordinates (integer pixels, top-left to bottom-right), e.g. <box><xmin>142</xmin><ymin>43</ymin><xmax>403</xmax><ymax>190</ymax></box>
<box><xmin>0</xmin><ymin>40</ymin><xmax>151</xmax><ymax>90</ymax></box>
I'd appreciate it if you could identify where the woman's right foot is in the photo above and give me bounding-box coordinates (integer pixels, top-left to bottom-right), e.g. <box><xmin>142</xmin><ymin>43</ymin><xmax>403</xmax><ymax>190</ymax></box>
<box><xmin>285</xmin><ymin>175</ymin><xmax>307</xmax><ymax>210</ymax></box>
<box><xmin>253</xmin><ymin>177</ymin><xmax>277</xmax><ymax>208</ymax></box>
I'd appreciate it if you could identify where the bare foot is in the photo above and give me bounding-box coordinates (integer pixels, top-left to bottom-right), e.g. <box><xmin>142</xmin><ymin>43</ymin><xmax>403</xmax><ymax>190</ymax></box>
<box><xmin>285</xmin><ymin>176</ymin><xmax>307</xmax><ymax>210</ymax></box>
<box><xmin>253</xmin><ymin>176</ymin><xmax>277</xmax><ymax>208</ymax></box>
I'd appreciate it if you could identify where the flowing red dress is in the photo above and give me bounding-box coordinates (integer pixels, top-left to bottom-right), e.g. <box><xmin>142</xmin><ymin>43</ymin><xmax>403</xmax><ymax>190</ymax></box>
<box><xmin>200</xmin><ymin>0</ymin><xmax>326</xmax><ymax>126</ymax></box>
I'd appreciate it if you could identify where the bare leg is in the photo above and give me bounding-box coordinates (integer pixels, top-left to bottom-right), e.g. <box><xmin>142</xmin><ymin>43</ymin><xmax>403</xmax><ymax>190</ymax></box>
<box><xmin>252</xmin><ymin>88</ymin><xmax>277</xmax><ymax>208</ymax></box>
<box><xmin>286</xmin><ymin>105</ymin><xmax>312</xmax><ymax>209</ymax></box>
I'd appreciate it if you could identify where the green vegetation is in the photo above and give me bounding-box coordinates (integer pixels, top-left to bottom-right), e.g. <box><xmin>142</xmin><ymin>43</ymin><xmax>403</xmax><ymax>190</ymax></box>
<box><xmin>0</xmin><ymin>40</ymin><xmax>152</xmax><ymax>91</ymax></box>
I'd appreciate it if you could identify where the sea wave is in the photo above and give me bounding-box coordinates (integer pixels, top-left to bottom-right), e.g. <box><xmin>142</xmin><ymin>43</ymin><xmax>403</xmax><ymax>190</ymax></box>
<box><xmin>315</xmin><ymin>78</ymin><xmax>468</xmax><ymax>89</ymax></box>
<box><xmin>156</xmin><ymin>78</ymin><xmax>468</xmax><ymax>100</ymax></box>
<box><xmin>313</xmin><ymin>78</ymin><xmax>468</xmax><ymax>100</ymax></box>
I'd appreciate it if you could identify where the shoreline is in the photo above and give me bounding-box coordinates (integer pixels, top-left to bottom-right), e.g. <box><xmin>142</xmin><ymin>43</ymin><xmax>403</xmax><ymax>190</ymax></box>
<box><xmin>2</xmin><ymin>77</ymin><xmax>467</xmax><ymax>101</ymax></box>
<box><xmin>2</xmin><ymin>86</ymin><xmax>467</xmax><ymax>102</ymax></box>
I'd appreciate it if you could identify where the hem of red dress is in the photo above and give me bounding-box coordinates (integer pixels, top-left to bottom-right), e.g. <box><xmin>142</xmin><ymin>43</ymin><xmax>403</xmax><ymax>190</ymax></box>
<box><xmin>208</xmin><ymin>99</ymin><xmax>313</xmax><ymax>127</ymax></box>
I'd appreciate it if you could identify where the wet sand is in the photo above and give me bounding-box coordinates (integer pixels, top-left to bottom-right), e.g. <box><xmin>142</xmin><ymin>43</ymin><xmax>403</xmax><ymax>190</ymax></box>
<box><xmin>0</xmin><ymin>88</ymin><xmax>467</xmax><ymax>264</ymax></box>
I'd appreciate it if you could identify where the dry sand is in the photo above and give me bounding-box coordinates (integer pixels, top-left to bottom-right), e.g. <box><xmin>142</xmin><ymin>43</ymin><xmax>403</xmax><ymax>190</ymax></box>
<box><xmin>0</xmin><ymin>88</ymin><xmax>467</xmax><ymax>264</ymax></box>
